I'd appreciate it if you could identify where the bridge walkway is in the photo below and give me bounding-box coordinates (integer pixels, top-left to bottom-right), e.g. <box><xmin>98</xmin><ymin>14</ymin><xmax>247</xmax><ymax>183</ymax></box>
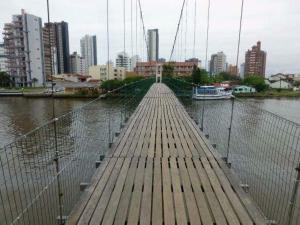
<box><xmin>67</xmin><ymin>83</ymin><xmax>266</xmax><ymax>225</ymax></box>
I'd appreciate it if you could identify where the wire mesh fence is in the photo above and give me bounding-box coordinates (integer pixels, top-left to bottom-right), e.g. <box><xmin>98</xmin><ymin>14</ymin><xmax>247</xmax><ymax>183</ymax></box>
<box><xmin>0</xmin><ymin>78</ymin><xmax>155</xmax><ymax>225</ymax></box>
<box><xmin>163</xmin><ymin>77</ymin><xmax>300</xmax><ymax>225</ymax></box>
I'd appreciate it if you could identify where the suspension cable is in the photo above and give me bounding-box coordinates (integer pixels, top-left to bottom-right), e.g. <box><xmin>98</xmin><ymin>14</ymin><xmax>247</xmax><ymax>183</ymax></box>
<box><xmin>123</xmin><ymin>0</ymin><xmax>126</xmax><ymax>54</ymax></box>
<box><xmin>169</xmin><ymin>0</ymin><xmax>187</xmax><ymax>62</ymax></box>
<box><xmin>135</xmin><ymin>0</ymin><xmax>138</xmax><ymax>56</ymax></box>
<box><xmin>137</xmin><ymin>0</ymin><xmax>149</xmax><ymax>61</ymax></box>
<box><xmin>236</xmin><ymin>0</ymin><xmax>244</xmax><ymax>76</ymax></box>
<box><xmin>193</xmin><ymin>0</ymin><xmax>197</xmax><ymax>58</ymax></box>
<box><xmin>106</xmin><ymin>0</ymin><xmax>110</xmax><ymax>74</ymax></box>
<box><xmin>131</xmin><ymin>0</ymin><xmax>134</xmax><ymax>57</ymax></box>
<box><xmin>205</xmin><ymin>0</ymin><xmax>211</xmax><ymax>71</ymax></box>
<box><xmin>184</xmin><ymin>0</ymin><xmax>188</xmax><ymax>60</ymax></box>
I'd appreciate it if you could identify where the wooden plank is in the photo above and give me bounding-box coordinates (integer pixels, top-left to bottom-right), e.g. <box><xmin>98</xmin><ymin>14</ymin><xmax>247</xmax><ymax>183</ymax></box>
<box><xmin>177</xmin><ymin>158</ymin><xmax>201</xmax><ymax>225</ymax></box>
<box><xmin>140</xmin><ymin>157</ymin><xmax>153</xmax><ymax>225</ymax></box>
<box><xmin>152</xmin><ymin>158</ymin><xmax>163</xmax><ymax>224</ymax></box>
<box><xmin>127</xmin><ymin>158</ymin><xmax>146</xmax><ymax>224</ymax></box>
<box><xmin>193</xmin><ymin>158</ymin><xmax>228</xmax><ymax>224</ymax></box>
<box><xmin>134</xmin><ymin>98</ymin><xmax>154</xmax><ymax>157</ymax></box>
<box><xmin>170</xmin><ymin>158</ymin><xmax>188</xmax><ymax>225</ymax></box>
<box><xmin>161</xmin><ymin>103</ymin><xmax>169</xmax><ymax>157</ymax></box>
<box><xmin>113</xmin><ymin>158</ymin><xmax>139</xmax><ymax>225</ymax></box>
<box><xmin>201</xmin><ymin>157</ymin><xmax>240</xmax><ymax>225</ymax></box>
<box><xmin>76</xmin><ymin>158</ymin><xmax>118</xmax><ymax>225</ymax></box>
<box><xmin>148</xmin><ymin>99</ymin><xmax>158</xmax><ymax>158</ymax></box>
<box><xmin>185</xmin><ymin>159</ymin><xmax>214</xmax><ymax>224</ymax></box>
<box><xmin>101</xmin><ymin>158</ymin><xmax>131</xmax><ymax>225</ymax></box>
<box><xmin>66</xmin><ymin>159</ymin><xmax>110</xmax><ymax>225</ymax></box>
<box><xmin>88</xmin><ymin>158</ymin><xmax>125</xmax><ymax>225</ymax></box>
<box><xmin>162</xmin><ymin>158</ymin><xmax>176</xmax><ymax>225</ymax></box>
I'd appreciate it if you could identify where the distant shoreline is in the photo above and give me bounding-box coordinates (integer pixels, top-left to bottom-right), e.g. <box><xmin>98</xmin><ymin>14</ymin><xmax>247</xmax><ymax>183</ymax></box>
<box><xmin>235</xmin><ymin>90</ymin><xmax>300</xmax><ymax>98</ymax></box>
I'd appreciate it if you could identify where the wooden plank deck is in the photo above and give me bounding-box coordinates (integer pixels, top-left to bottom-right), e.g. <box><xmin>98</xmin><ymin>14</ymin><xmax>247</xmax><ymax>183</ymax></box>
<box><xmin>67</xmin><ymin>83</ymin><xmax>266</xmax><ymax>225</ymax></box>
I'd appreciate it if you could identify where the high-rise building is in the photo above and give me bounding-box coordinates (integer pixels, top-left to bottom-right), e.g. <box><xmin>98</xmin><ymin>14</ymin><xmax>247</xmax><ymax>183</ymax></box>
<box><xmin>130</xmin><ymin>55</ymin><xmax>141</xmax><ymax>71</ymax></box>
<box><xmin>147</xmin><ymin>29</ymin><xmax>159</xmax><ymax>61</ymax></box>
<box><xmin>227</xmin><ymin>64</ymin><xmax>238</xmax><ymax>76</ymax></box>
<box><xmin>244</xmin><ymin>41</ymin><xmax>267</xmax><ymax>77</ymax></box>
<box><xmin>43</xmin><ymin>21</ymin><xmax>70</xmax><ymax>76</ymax></box>
<box><xmin>80</xmin><ymin>35</ymin><xmax>97</xmax><ymax>70</ymax></box>
<box><xmin>70</xmin><ymin>52</ymin><xmax>86</xmax><ymax>75</ymax></box>
<box><xmin>3</xmin><ymin>9</ymin><xmax>45</xmax><ymax>87</ymax></box>
<box><xmin>115</xmin><ymin>52</ymin><xmax>131</xmax><ymax>71</ymax></box>
<box><xmin>240</xmin><ymin>63</ymin><xmax>245</xmax><ymax>79</ymax></box>
<box><xmin>0</xmin><ymin>42</ymin><xmax>7</xmax><ymax>72</ymax></box>
<box><xmin>209</xmin><ymin>52</ymin><xmax>227</xmax><ymax>75</ymax></box>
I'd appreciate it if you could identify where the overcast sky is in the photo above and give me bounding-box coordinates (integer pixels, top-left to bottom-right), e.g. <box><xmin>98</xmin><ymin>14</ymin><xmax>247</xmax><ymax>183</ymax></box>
<box><xmin>0</xmin><ymin>0</ymin><xmax>299</xmax><ymax>75</ymax></box>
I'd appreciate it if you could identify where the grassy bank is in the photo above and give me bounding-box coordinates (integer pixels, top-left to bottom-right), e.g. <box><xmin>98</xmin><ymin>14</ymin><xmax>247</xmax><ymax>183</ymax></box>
<box><xmin>235</xmin><ymin>89</ymin><xmax>300</xmax><ymax>98</ymax></box>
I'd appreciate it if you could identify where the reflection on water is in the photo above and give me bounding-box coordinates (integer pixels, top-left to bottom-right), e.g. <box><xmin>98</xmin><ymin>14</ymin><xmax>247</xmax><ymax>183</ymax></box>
<box><xmin>0</xmin><ymin>98</ymin><xmax>92</xmax><ymax>147</ymax></box>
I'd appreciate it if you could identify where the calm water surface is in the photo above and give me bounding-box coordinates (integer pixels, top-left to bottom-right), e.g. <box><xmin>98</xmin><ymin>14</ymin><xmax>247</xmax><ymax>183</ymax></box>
<box><xmin>0</xmin><ymin>97</ymin><xmax>299</xmax><ymax>147</ymax></box>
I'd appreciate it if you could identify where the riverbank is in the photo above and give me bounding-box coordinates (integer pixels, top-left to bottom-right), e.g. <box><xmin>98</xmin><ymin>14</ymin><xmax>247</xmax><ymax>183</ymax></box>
<box><xmin>235</xmin><ymin>89</ymin><xmax>300</xmax><ymax>98</ymax></box>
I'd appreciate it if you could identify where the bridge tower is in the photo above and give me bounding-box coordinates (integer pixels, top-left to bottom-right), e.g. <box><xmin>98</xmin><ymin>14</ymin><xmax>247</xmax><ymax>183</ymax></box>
<box><xmin>156</xmin><ymin>63</ymin><xmax>163</xmax><ymax>83</ymax></box>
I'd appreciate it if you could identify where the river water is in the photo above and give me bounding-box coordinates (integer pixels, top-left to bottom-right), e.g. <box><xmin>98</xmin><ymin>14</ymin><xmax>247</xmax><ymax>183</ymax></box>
<box><xmin>0</xmin><ymin>97</ymin><xmax>299</xmax><ymax>148</ymax></box>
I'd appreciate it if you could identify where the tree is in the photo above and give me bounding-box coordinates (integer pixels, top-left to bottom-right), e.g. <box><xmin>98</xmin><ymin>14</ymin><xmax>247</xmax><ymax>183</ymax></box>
<box><xmin>162</xmin><ymin>63</ymin><xmax>174</xmax><ymax>77</ymax></box>
<box><xmin>243</xmin><ymin>75</ymin><xmax>268</xmax><ymax>92</ymax></box>
<box><xmin>0</xmin><ymin>72</ymin><xmax>11</xmax><ymax>87</ymax></box>
<box><xmin>100</xmin><ymin>80</ymin><xmax>123</xmax><ymax>91</ymax></box>
<box><xmin>191</xmin><ymin>66</ymin><xmax>211</xmax><ymax>85</ymax></box>
<box><xmin>216</xmin><ymin>72</ymin><xmax>241</xmax><ymax>82</ymax></box>
<box><xmin>31</xmin><ymin>78</ymin><xmax>38</xmax><ymax>88</ymax></box>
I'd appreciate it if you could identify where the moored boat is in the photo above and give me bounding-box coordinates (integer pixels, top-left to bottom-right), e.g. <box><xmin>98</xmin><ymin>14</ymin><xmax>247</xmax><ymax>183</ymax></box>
<box><xmin>192</xmin><ymin>86</ymin><xmax>233</xmax><ymax>100</ymax></box>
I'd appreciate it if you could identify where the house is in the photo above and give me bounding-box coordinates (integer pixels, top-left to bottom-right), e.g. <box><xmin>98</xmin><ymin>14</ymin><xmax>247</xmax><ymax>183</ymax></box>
<box><xmin>233</xmin><ymin>86</ymin><xmax>256</xmax><ymax>94</ymax></box>
<box><xmin>269</xmin><ymin>80</ymin><xmax>293</xmax><ymax>89</ymax></box>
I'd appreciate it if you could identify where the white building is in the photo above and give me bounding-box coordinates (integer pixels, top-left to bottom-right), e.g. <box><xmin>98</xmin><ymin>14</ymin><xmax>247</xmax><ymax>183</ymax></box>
<box><xmin>115</xmin><ymin>52</ymin><xmax>131</xmax><ymax>71</ymax></box>
<box><xmin>80</xmin><ymin>35</ymin><xmax>97</xmax><ymax>71</ymax></box>
<box><xmin>70</xmin><ymin>52</ymin><xmax>87</xmax><ymax>75</ymax></box>
<box><xmin>130</xmin><ymin>55</ymin><xmax>141</xmax><ymax>71</ymax></box>
<box><xmin>209</xmin><ymin>52</ymin><xmax>227</xmax><ymax>76</ymax></box>
<box><xmin>147</xmin><ymin>29</ymin><xmax>159</xmax><ymax>61</ymax></box>
<box><xmin>0</xmin><ymin>42</ymin><xmax>7</xmax><ymax>72</ymax></box>
<box><xmin>89</xmin><ymin>64</ymin><xmax>125</xmax><ymax>81</ymax></box>
<box><xmin>269</xmin><ymin>80</ymin><xmax>293</xmax><ymax>89</ymax></box>
<box><xmin>3</xmin><ymin>9</ymin><xmax>45</xmax><ymax>86</ymax></box>
<box><xmin>240</xmin><ymin>63</ymin><xmax>245</xmax><ymax>79</ymax></box>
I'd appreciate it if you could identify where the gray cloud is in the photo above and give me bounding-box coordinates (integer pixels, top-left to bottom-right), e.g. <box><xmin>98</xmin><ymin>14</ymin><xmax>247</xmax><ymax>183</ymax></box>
<box><xmin>1</xmin><ymin>0</ymin><xmax>299</xmax><ymax>75</ymax></box>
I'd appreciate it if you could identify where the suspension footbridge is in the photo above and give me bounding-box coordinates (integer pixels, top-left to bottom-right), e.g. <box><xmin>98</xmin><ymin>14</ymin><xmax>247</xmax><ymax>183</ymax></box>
<box><xmin>66</xmin><ymin>83</ymin><xmax>266</xmax><ymax>225</ymax></box>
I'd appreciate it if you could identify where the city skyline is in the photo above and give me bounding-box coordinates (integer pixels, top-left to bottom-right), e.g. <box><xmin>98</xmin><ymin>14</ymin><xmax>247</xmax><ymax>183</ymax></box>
<box><xmin>0</xmin><ymin>0</ymin><xmax>299</xmax><ymax>75</ymax></box>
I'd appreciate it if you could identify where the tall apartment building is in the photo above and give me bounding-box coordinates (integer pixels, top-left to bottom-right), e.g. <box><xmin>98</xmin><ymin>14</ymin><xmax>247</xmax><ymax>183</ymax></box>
<box><xmin>43</xmin><ymin>21</ymin><xmax>70</xmax><ymax>77</ymax></box>
<box><xmin>244</xmin><ymin>41</ymin><xmax>267</xmax><ymax>77</ymax></box>
<box><xmin>116</xmin><ymin>52</ymin><xmax>131</xmax><ymax>71</ymax></box>
<box><xmin>3</xmin><ymin>9</ymin><xmax>45</xmax><ymax>87</ymax></box>
<box><xmin>70</xmin><ymin>52</ymin><xmax>86</xmax><ymax>75</ymax></box>
<box><xmin>227</xmin><ymin>64</ymin><xmax>238</xmax><ymax>76</ymax></box>
<box><xmin>0</xmin><ymin>42</ymin><xmax>7</xmax><ymax>72</ymax></box>
<box><xmin>80</xmin><ymin>35</ymin><xmax>97</xmax><ymax>70</ymax></box>
<box><xmin>209</xmin><ymin>52</ymin><xmax>227</xmax><ymax>75</ymax></box>
<box><xmin>147</xmin><ymin>29</ymin><xmax>159</xmax><ymax>61</ymax></box>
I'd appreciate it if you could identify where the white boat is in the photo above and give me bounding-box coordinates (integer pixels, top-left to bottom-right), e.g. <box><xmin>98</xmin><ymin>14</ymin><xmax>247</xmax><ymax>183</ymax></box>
<box><xmin>192</xmin><ymin>86</ymin><xmax>233</xmax><ymax>100</ymax></box>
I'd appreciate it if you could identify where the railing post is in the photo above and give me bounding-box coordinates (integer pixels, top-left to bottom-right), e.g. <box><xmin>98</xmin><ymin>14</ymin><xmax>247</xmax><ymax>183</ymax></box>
<box><xmin>287</xmin><ymin>163</ymin><xmax>300</xmax><ymax>225</ymax></box>
<box><xmin>225</xmin><ymin>97</ymin><xmax>235</xmax><ymax>165</ymax></box>
<box><xmin>53</xmin><ymin>118</ymin><xmax>64</xmax><ymax>225</ymax></box>
<box><xmin>201</xmin><ymin>91</ymin><xmax>205</xmax><ymax>131</ymax></box>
